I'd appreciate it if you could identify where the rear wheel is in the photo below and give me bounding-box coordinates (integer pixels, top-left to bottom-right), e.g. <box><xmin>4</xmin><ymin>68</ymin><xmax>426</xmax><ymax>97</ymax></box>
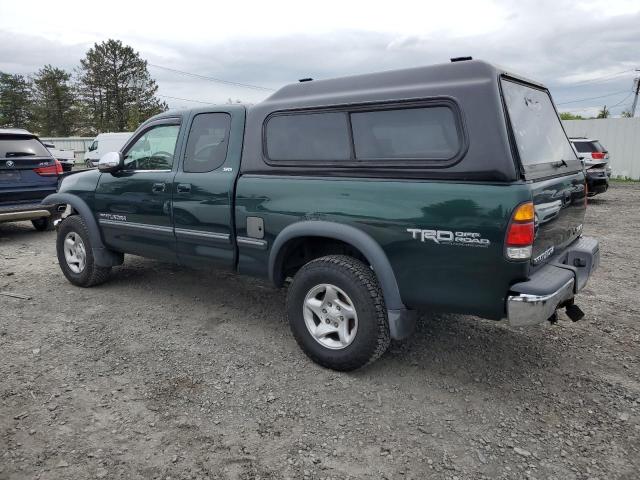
<box><xmin>31</xmin><ymin>217</ymin><xmax>54</xmax><ymax>231</ymax></box>
<box><xmin>286</xmin><ymin>255</ymin><xmax>390</xmax><ymax>371</ymax></box>
<box><xmin>56</xmin><ymin>215</ymin><xmax>111</xmax><ymax>287</ymax></box>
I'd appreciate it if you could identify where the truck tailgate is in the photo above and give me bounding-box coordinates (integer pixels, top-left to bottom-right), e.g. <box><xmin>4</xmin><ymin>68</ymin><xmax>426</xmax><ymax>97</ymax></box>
<box><xmin>530</xmin><ymin>171</ymin><xmax>587</xmax><ymax>265</ymax></box>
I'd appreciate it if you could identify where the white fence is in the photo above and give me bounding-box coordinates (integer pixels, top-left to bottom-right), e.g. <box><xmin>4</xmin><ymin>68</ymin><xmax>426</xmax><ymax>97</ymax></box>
<box><xmin>563</xmin><ymin>118</ymin><xmax>640</xmax><ymax>180</ymax></box>
<box><xmin>40</xmin><ymin>137</ymin><xmax>93</xmax><ymax>162</ymax></box>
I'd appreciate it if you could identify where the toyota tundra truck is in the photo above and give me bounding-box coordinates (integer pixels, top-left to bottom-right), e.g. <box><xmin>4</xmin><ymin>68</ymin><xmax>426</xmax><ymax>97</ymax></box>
<box><xmin>44</xmin><ymin>59</ymin><xmax>599</xmax><ymax>371</ymax></box>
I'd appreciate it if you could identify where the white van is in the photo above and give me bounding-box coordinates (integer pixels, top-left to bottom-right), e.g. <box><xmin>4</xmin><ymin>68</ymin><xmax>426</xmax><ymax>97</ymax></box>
<box><xmin>84</xmin><ymin>132</ymin><xmax>132</xmax><ymax>168</ymax></box>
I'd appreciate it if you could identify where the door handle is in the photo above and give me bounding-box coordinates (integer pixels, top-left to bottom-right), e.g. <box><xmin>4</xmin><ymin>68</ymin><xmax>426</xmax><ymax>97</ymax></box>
<box><xmin>176</xmin><ymin>183</ymin><xmax>191</xmax><ymax>194</ymax></box>
<box><xmin>152</xmin><ymin>182</ymin><xmax>166</xmax><ymax>193</ymax></box>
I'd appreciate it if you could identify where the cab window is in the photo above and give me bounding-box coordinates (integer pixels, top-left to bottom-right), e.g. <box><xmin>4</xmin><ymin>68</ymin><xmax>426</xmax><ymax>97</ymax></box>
<box><xmin>123</xmin><ymin>125</ymin><xmax>180</xmax><ymax>171</ymax></box>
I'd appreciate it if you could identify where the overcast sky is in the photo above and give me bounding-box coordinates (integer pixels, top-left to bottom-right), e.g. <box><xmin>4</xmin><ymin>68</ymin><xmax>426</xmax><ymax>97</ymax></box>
<box><xmin>1</xmin><ymin>0</ymin><xmax>638</xmax><ymax>117</ymax></box>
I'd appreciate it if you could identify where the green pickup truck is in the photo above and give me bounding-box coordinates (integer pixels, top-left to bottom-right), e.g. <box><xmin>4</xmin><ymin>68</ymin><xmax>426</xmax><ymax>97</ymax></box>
<box><xmin>45</xmin><ymin>58</ymin><xmax>599</xmax><ymax>371</ymax></box>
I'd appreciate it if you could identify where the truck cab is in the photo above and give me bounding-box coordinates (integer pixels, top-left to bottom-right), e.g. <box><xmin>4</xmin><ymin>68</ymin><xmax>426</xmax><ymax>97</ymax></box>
<box><xmin>45</xmin><ymin>59</ymin><xmax>599</xmax><ymax>371</ymax></box>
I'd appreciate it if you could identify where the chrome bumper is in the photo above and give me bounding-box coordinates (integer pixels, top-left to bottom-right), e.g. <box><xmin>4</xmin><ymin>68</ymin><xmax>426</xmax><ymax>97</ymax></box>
<box><xmin>506</xmin><ymin>236</ymin><xmax>599</xmax><ymax>327</ymax></box>
<box><xmin>507</xmin><ymin>278</ymin><xmax>574</xmax><ymax>327</ymax></box>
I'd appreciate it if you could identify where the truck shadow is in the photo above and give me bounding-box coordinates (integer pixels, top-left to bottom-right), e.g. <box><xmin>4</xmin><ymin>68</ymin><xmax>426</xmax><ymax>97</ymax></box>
<box><xmin>106</xmin><ymin>257</ymin><xmax>562</xmax><ymax>390</ymax></box>
<box><xmin>0</xmin><ymin>221</ymin><xmax>53</xmax><ymax>241</ymax></box>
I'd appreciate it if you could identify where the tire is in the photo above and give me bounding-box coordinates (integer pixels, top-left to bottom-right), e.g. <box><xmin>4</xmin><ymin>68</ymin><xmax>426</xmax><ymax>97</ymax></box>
<box><xmin>56</xmin><ymin>215</ymin><xmax>112</xmax><ymax>287</ymax></box>
<box><xmin>31</xmin><ymin>217</ymin><xmax>54</xmax><ymax>231</ymax></box>
<box><xmin>286</xmin><ymin>255</ymin><xmax>390</xmax><ymax>371</ymax></box>
<box><xmin>85</xmin><ymin>160</ymin><xmax>93</xmax><ymax>168</ymax></box>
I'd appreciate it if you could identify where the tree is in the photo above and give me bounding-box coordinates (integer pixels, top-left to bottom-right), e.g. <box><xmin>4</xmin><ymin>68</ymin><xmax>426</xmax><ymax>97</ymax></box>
<box><xmin>560</xmin><ymin>112</ymin><xmax>585</xmax><ymax>120</ymax></box>
<box><xmin>31</xmin><ymin>65</ymin><xmax>78</xmax><ymax>136</ymax></box>
<box><xmin>78</xmin><ymin>39</ymin><xmax>167</xmax><ymax>133</ymax></box>
<box><xmin>0</xmin><ymin>72</ymin><xmax>33</xmax><ymax>129</ymax></box>
<box><xmin>621</xmin><ymin>110</ymin><xmax>634</xmax><ymax>118</ymax></box>
<box><xmin>596</xmin><ymin>105</ymin><xmax>610</xmax><ymax>119</ymax></box>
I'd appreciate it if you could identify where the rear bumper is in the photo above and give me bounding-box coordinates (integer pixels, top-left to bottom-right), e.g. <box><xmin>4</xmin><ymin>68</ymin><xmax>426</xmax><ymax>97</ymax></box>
<box><xmin>506</xmin><ymin>236</ymin><xmax>599</xmax><ymax>327</ymax></box>
<box><xmin>586</xmin><ymin>171</ymin><xmax>609</xmax><ymax>195</ymax></box>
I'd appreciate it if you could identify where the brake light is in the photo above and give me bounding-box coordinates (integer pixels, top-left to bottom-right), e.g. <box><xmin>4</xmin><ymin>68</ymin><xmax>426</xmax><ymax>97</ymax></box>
<box><xmin>34</xmin><ymin>159</ymin><xmax>63</xmax><ymax>176</ymax></box>
<box><xmin>505</xmin><ymin>202</ymin><xmax>535</xmax><ymax>260</ymax></box>
<box><xmin>591</xmin><ymin>152</ymin><xmax>605</xmax><ymax>160</ymax></box>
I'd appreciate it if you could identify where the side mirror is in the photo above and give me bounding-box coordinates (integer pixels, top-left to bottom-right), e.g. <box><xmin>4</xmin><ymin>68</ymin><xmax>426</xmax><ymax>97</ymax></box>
<box><xmin>98</xmin><ymin>151</ymin><xmax>122</xmax><ymax>173</ymax></box>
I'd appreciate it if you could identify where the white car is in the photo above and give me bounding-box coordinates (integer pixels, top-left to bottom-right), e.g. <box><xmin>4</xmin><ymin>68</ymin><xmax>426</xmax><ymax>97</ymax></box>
<box><xmin>569</xmin><ymin>137</ymin><xmax>611</xmax><ymax>197</ymax></box>
<box><xmin>569</xmin><ymin>137</ymin><xmax>612</xmax><ymax>177</ymax></box>
<box><xmin>84</xmin><ymin>132</ymin><xmax>132</xmax><ymax>168</ymax></box>
<box><xmin>43</xmin><ymin>143</ymin><xmax>75</xmax><ymax>172</ymax></box>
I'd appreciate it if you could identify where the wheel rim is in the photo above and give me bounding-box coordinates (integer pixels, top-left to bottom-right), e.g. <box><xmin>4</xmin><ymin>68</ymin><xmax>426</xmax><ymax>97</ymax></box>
<box><xmin>63</xmin><ymin>232</ymin><xmax>87</xmax><ymax>274</ymax></box>
<box><xmin>303</xmin><ymin>283</ymin><xmax>358</xmax><ymax>350</ymax></box>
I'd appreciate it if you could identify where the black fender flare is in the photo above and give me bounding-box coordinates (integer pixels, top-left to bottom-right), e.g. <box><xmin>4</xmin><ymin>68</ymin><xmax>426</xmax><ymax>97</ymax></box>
<box><xmin>268</xmin><ymin>221</ymin><xmax>415</xmax><ymax>339</ymax></box>
<box><xmin>42</xmin><ymin>193</ymin><xmax>123</xmax><ymax>267</ymax></box>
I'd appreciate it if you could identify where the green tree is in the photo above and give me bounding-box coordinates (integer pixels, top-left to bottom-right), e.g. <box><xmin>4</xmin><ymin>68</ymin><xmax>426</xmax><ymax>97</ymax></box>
<box><xmin>621</xmin><ymin>110</ymin><xmax>633</xmax><ymax>118</ymax></box>
<box><xmin>559</xmin><ymin>112</ymin><xmax>585</xmax><ymax>120</ymax></box>
<box><xmin>31</xmin><ymin>65</ymin><xmax>78</xmax><ymax>136</ymax></box>
<box><xmin>596</xmin><ymin>105</ymin><xmax>610</xmax><ymax>119</ymax></box>
<box><xmin>78</xmin><ymin>39</ymin><xmax>167</xmax><ymax>133</ymax></box>
<box><xmin>0</xmin><ymin>72</ymin><xmax>33</xmax><ymax>129</ymax></box>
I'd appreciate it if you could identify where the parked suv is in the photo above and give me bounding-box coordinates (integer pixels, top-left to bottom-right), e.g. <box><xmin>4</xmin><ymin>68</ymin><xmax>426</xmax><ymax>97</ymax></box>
<box><xmin>46</xmin><ymin>59</ymin><xmax>599</xmax><ymax>370</ymax></box>
<box><xmin>569</xmin><ymin>137</ymin><xmax>611</xmax><ymax>196</ymax></box>
<box><xmin>1</xmin><ymin>129</ymin><xmax>63</xmax><ymax>231</ymax></box>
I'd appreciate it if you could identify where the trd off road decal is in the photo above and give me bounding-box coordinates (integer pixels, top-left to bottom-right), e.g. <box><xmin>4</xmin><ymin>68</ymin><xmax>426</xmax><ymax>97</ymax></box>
<box><xmin>99</xmin><ymin>213</ymin><xmax>127</xmax><ymax>222</ymax></box>
<box><xmin>407</xmin><ymin>228</ymin><xmax>490</xmax><ymax>247</ymax></box>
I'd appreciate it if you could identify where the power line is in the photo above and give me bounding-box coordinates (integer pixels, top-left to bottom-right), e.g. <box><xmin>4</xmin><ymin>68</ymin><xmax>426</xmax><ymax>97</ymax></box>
<box><xmin>157</xmin><ymin>93</ymin><xmax>215</xmax><ymax>105</ymax></box>
<box><xmin>149</xmin><ymin>63</ymin><xmax>275</xmax><ymax>92</ymax></box>
<box><xmin>562</xmin><ymin>69</ymin><xmax>636</xmax><ymax>87</ymax></box>
<box><xmin>608</xmin><ymin>92</ymin><xmax>634</xmax><ymax>109</ymax></box>
<box><xmin>556</xmin><ymin>89</ymin><xmax>631</xmax><ymax>105</ymax></box>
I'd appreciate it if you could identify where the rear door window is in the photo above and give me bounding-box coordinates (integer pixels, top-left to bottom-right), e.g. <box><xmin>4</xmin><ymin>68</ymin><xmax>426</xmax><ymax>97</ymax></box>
<box><xmin>351</xmin><ymin>107</ymin><xmax>460</xmax><ymax>160</ymax></box>
<box><xmin>572</xmin><ymin>141</ymin><xmax>599</xmax><ymax>153</ymax></box>
<box><xmin>501</xmin><ymin>79</ymin><xmax>579</xmax><ymax>174</ymax></box>
<box><xmin>184</xmin><ymin>113</ymin><xmax>231</xmax><ymax>173</ymax></box>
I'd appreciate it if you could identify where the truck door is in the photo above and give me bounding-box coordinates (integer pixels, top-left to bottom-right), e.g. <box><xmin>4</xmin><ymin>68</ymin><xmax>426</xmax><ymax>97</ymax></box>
<box><xmin>172</xmin><ymin>108</ymin><xmax>245</xmax><ymax>268</ymax></box>
<box><xmin>94</xmin><ymin>119</ymin><xmax>182</xmax><ymax>261</ymax></box>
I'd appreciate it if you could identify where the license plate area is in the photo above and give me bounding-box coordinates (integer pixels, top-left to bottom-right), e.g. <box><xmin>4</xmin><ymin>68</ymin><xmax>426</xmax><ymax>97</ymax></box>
<box><xmin>0</xmin><ymin>171</ymin><xmax>22</xmax><ymax>182</ymax></box>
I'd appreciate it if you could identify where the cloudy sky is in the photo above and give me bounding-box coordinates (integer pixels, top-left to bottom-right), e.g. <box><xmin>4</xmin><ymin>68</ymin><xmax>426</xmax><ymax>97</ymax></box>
<box><xmin>1</xmin><ymin>0</ymin><xmax>638</xmax><ymax>117</ymax></box>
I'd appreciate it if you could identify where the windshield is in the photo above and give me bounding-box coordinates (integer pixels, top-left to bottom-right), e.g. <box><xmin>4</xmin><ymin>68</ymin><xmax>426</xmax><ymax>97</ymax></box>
<box><xmin>502</xmin><ymin>79</ymin><xmax>578</xmax><ymax>171</ymax></box>
<box><xmin>0</xmin><ymin>136</ymin><xmax>51</xmax><ymax>158</ymax></box>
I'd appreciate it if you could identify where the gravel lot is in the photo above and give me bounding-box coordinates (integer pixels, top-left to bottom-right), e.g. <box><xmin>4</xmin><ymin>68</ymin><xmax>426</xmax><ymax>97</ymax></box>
<box><xmin>1</xmin><ymin>183</ymin><xmax>639</xmax><ymax>480</ymax></box>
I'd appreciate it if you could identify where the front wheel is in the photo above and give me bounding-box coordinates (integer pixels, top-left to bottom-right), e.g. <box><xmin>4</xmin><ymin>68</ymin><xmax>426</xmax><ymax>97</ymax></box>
<box><xmin>286</xmin><ymin>255</ymin><xmax>390</xmax><ymax>371</ymax></box>
<box><xmin>56</xmin><ymin>215</ymin><xmax>112</xmax><ymax>287</ymax></box>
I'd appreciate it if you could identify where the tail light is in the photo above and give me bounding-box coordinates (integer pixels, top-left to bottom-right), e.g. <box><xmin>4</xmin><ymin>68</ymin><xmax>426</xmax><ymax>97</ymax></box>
<box><xmin>34</xmin><ymin>159</ymin><xmax>63</xmax><ymax>176</ymax></box>
<box><xmin>591</xmin><ymin>152</ymin><xmax>605</xmax><ymax>160</ymax></box>
<box><xmin>505</xmin><ymin>201</ymin><xmax>535</xmax><ymax>260</ymax></box>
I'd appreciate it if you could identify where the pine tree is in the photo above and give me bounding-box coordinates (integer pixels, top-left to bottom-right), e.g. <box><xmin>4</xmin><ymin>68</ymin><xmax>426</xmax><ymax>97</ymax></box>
<box><xmin>31</xmin><ymin>65</ymin><xmax>78</xmax><ymax>136</ymax></box>
<box><xmin>0</xmin><ymin>72</ymin><xmax>33</xmax><ymax>129</ymax></box>
<box><xmin>78</xmin><ymin>39</ymin><xmax>167</xmax><ymax>133</ymax></box>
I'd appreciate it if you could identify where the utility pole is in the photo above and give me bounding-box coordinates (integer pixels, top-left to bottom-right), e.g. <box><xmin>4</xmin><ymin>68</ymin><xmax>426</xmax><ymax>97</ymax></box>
<box><xmin>631</xmin><ymin>71</ymin><xmax>640</xmax><ymax>117</ymax></box>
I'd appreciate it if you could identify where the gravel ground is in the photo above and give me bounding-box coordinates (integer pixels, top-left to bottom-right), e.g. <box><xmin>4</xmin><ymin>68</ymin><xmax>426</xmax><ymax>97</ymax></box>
<box><xmin>1</xmin><ymin>183</ymin><xmax>639</xmax><ymax>480</ymax></box>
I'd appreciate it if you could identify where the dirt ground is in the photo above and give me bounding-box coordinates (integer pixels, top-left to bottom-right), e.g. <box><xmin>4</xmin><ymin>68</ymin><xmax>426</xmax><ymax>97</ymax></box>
<box><xmin>1</xmin><ymin>184</ymin><xmax>639</xmax><ymax>480</ymax></box>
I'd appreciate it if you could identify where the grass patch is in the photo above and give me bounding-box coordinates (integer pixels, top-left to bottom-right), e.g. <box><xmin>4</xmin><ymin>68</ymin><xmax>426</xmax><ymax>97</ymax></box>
<box><xmin>610</xmin><ymin>177</ymin><xmax>640</xmax><ymax>183</ymax></box>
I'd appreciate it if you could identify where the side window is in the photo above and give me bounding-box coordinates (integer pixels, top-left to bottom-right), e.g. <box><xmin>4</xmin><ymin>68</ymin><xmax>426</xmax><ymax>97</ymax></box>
<box><xmin>351</xmin><ymin>107</ymin><xmax>460</xmax><ymax>160</ymax></box>
<box><xmin>123</xmin><ymin>125</ymin><xmax>180</xmax><ymax>171</ymax></box>
<box><xmin>88</xmin><ymin>141</ymin><xmax>97</xmax><ymax>152</ymax></box>
<box><xmin>184</xmin><ymin>113</ymin><xmax>231</xmax><ymax>173</ymax></box>
<box><xmin>265</xmin><ymin>112</ymin><xmax>351</xmax><ymax>161</ymax></box>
